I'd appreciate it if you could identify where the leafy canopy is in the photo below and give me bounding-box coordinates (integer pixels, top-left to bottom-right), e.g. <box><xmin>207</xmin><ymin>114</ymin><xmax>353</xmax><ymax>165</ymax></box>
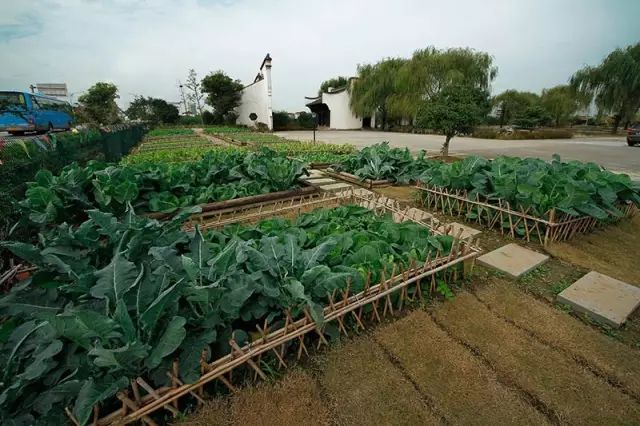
<box><xmin>571</xmin><ymin>43</ymin><xmax>640</xmax><ymax>132</ymax></box>
<box><xmin>77</xmin><ymin>82</ymin><xmax>121</xmax><ymax>125</ymax></box>
<box><xmin>201</xmin><ymin>71</ymin><xmax>244</xmax><ymax>124</ymax></box>
<box><xmin>318</xmin><ymin>76</ymin><xmax>349</xmax><ymax>95</ymax></box>
<box><xmin>491</xmin><ymin>90</ymin><xmax>540</xmax><ymax>127</ymax></box>
<box><xmin>349</xmin><ymin>58</ymin><xmax>407</xmax><ymax>128</ymax></box>
<box><xmin>126</xmin><ymin>96</ymin><xmax>179</xmax><ymax>124</ymax></box>
<box><xmin>415</xmin><ymin>84</ymin><xmax>490</xmax><ymax>156</ymax></box>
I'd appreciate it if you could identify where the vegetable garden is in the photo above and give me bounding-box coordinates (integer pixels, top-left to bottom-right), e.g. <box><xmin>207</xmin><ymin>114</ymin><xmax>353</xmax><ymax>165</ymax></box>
<box><xmin>1</xmin><ymin>127</ymin><xmax>639</xmax><ymax>425</ymax></box>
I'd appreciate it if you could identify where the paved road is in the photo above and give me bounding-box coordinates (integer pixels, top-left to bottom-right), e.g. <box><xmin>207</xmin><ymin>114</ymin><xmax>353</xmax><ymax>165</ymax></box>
<box><xmin>277</xmin><ymin>130</ymin><xmax>640</xmax><ymax>178</ymax></box>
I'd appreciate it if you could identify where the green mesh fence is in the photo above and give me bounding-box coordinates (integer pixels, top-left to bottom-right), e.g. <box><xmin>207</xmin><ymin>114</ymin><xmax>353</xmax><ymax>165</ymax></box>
<box><xmin>0</xmin><ymin>124</ymin><xmax>147</xmax><ymax>265</ymax></box>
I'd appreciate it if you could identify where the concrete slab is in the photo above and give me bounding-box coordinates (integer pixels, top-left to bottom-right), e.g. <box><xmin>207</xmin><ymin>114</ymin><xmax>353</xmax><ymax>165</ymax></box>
<box><xmin>477</xmin><ymin>243</ymin><xmax>549</xmax><ymax>278</ymax></box>
<box><xmin>320</xmin><ymin>183</ymin><xmax>352</xmax><ymax>191</ymax></box>
<box><xmin>557</xmin><ymin>271</ymin><xmax>640</xmax><ymax>328</ymax></box>
<box><xmin>306</xmin><ymin>178</ymin><xmax>336</xmax><ymax>184</ymax></box>
<box><xmin>437</xmin><ymin>222</ymin><xmax>481</xmax><ymax>240</ymax></box>
<box><xmin>299</xmin><ymin>171</ymin><xmax>325</xmax><ymax>180</ymax></box>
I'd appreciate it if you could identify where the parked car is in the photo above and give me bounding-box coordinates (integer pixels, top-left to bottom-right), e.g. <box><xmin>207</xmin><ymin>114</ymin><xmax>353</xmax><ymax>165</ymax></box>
<box><xmin>628</xmin><ymin>123</ymin><xmax>640</xmax><ymax>146</ymax></box>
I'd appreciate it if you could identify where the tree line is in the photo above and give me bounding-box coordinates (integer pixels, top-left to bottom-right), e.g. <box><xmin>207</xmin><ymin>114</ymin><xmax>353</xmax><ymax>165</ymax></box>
<box><xmin>317</xmin><ymin>43</ymin><xmax>639</xmax><ymax>155</ymax></box>
<box><xmin>74</xmin><ymin>69</ymin><xmax>245</xmax><ymax>126</ymax></box>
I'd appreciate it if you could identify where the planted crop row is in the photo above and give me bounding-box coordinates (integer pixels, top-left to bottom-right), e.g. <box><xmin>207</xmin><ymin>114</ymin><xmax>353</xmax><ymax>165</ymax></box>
<box><xmin>417</xmin><ymin>155</ymin><xmax>640</xmax><ymax>220</ymax></box>
<box><xmin>122</xmin><ymin>146</ymin><xmax>247</xmax><ymax>165</ymax></box>
<box><xmin>0</xmin><ymin>204</ymin><xmax>453</xmax><ymax>424</ymax></box>
<box><xmin>203</xmin><ymin>126</ymin><xmax>251</xmax><ymax>134</ymax></box>
<box><xmin>18</xmin><ymin>148</ymin><xmax>307</xmax><ymax>227</ymax></box>
<box><xmin>334</xmin><ymin>142</ymin><xmax>435</xmax><ymax>183</ymax></box>
<box><xmin>147</xmin><ymin>128</ymin><xmax>194</xmax><ymax>137</ymax></box>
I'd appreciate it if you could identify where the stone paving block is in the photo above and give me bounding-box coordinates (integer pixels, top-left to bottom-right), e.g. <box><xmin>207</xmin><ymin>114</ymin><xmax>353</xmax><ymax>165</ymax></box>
<box><xmin>306</xmin><ymin>178</ymin><xmax>336</xmax><ymax>184</ymax></box>
<box><xmin>299</xmin><ymin>171</ymin><xmax>325</xmax><ymax>180</ymax></box>
<box><xmin>477</xmin><ymin>243</ymin><xmax>548</xmax><ymax>278</ymax></box>
<box><xmin>437</xmin><ymin>222</ymin><xmax>481</xmax><ymax>240</ymax></box>
<box><xmin>320</xmin><ymin>183</ymin><xmax>352</xmax><ymax>191</ymax></box>
<box><xmin>557</xmin><ymin>271</ymin><xmax>640</xmax><ymax>328</ymax></box>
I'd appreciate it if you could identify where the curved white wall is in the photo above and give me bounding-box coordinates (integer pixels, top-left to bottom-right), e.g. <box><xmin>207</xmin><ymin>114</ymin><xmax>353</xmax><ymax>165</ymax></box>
<box><xmin>236</xmin><ymin>79</ymin><xmax>272</xmax><ymax>129</ymax></box>
<box><xmin>323</xmin><ymin>90</ymin><xmax>362</xmax><ymax>130</ymax></box>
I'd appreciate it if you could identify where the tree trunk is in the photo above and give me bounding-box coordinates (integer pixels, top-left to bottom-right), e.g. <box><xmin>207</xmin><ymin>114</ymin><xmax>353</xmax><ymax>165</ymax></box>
<box><xmin>381</xmin><ymin>108</ymin><xmax>388</xmax><ymax>131</ymax></box>
<box><xmin>441</xmin><ymin>134</ymin><xmax>452</xmax><ymax>157</ymax></box>
<box><xmin>612</xmin><ymin>114</ymin><xmax>621</xmax><ymax>134</ymax></box>
<box><xmin>499</xmin><ymin>106</ymin><xmax>505</xmax><ymax>128</ymax></box>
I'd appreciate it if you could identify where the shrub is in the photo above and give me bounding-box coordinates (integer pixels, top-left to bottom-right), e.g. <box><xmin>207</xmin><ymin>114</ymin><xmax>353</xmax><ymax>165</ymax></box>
<box><xmin>471</xmin><ymin>128</ymin><xmax>573</xmax><ymax>140</ymax></box>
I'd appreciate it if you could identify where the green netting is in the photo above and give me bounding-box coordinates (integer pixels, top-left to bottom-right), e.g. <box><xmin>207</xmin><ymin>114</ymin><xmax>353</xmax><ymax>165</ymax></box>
<box><xmin>0</xmin><ymin>124</ymin><xmax>147</xmax><ymax>267</ymax></box>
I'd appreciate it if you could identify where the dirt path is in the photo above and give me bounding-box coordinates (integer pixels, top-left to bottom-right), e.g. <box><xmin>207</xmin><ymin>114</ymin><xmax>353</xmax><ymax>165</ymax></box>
<box><xmin>193</xmin><ymin>128</ymin><xmax>233</xmax><ymax>146</ymax></box>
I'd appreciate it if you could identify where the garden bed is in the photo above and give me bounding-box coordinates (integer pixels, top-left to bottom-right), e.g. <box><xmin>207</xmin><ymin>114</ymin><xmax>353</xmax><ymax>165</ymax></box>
<box><xmin>324</xmin><ymin>168</ymin><xmax>393</xmax><ymax>189</ymax></box>
<box><xmin>416</xmin><ymin>183</ymin><xmax>638</xmax><ymax>245</ymax></box>
<box><xmin>79</xmin><ymin>189</ymin><xmax>480</xmax><ymax>425</ymax></box>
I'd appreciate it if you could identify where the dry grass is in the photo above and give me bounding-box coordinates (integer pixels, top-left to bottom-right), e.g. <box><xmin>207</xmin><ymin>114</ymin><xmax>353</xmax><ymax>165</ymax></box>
<box><xmin>373</xmin><ymin>186</ymin><xmax>417</xmax><ymax>204</ymax></box>
<box><xmin>546</xmin><ymin>215</ymin><xmax>640</xmax><ymax>286</ymax></box>
<box><xmin>375</xmin><ymin>311</ymin><xmax>548</xmax><ymax>425</ymax></box>
<box><xmin>179</xmin><ymin>370</ymin><xmax>329</xmax><ymax>426</ymax></box>
<box><xmin>318</xmin><ymin>337</ymin><xmax>441</xmax><ymax>425</ymax></box>
<box><xmin>433</xmin><ymin>292</ymin><xmax>640</xmax><ymax>424</ymax></box>
<box><xmin>474</xmin><ymin>279</ymin><xmax>640</xmax><ymax>400</ymax></box>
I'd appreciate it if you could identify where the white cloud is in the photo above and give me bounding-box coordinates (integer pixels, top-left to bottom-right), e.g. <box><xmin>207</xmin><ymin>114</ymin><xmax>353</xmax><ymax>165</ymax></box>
<box><xmin>1</xmin><ymin>0</ymin><xmax>639</xmax><ymax>110</ymax></box>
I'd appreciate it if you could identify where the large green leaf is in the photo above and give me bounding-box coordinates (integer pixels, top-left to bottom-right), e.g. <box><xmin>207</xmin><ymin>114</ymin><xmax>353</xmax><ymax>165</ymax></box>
<box><xmin>73</xmin><ymin>377</ymin><xmax>128</xmax><ymax>425</ymax></box>
<box><xmin>90</xmin><ymin>252</ymin><xmax>142</xmax><ymax>310</ymax></box>
<box><xmin>145</xmin><ymin>316</ymin><xmax>186</xmax><ymax>369</ymax></box>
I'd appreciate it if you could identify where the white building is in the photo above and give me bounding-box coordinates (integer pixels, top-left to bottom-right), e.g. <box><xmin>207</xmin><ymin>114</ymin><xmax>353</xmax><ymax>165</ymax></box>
<box><xmin>236</xmin><ymin>54</ymin><xmax>273</xmax><ymax>130</ymax></box>
<box><xmin>304</xmin><ymin>79</ymin><xmax>375</xmax><ymax>130</ymax></box>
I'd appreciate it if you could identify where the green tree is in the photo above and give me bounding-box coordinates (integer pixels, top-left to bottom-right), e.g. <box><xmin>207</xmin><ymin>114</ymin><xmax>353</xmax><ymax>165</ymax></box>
<box><xmin>492</xmin><ymin>90</ymin><xmax>539</xmax><ymax>127</ymax></box>
<box><xmin>126</xmin><ymin>96</ymin><xmax>179</xmax><ymax>124</ymax></box>
<box><xmin>201</xmin><ymin>71</ymin><xmax>244</xmax><ymax>124</ymax></box>
<box><xmin>393</xmin><ymin>47</ymin><xmax>497</xmax><ymax>118</ymax></box>
<box><xmin>571</xmin><ymin>43</ymin><xmax>640</xmax><ymax>133</ymax></box>
<box><xmin>318</xmin><ymin>76</ymin><xmax>348</xmax><ymax>95</ymax></box>
<box><xmin>540</xmin><ymin>85</ymin><xmax>580</xmax><ymax>127</ymax></box>
<box><xmin>77</xmin><ymin>82</ymin><xmax>121</xmax><ymax>125</ymax></box>
<box><xmin>415</xmin><ymin>84</ymin><xmax>490</xmax><ymax>156</ymax></box>
<box><xmin>512</xmin><ymin>105</ymin><xmax>552</xmax><ymax>129</ymax></box>
<box><xmin>349</xmin><ymin>58</ymin><xmax>407</xmax><ymax>129</ymax></box>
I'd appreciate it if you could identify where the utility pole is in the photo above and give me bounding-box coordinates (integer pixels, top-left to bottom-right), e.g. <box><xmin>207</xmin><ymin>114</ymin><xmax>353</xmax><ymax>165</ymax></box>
<box><xmin>177</xmin><ymin>81</ymin><xmax>188</xmax><ymax>115</ymax></box>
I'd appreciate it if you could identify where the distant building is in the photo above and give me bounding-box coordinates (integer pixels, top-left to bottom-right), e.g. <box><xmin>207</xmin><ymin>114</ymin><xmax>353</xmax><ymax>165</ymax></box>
<box><xmin>305</xmin><ymin>79</ymin><xmax>375</xmax><ymax>130</ymax></box>
<box><xmin>236</xmin><ymin>54</ymin><xmax>273</xmax><ymax>130</ymax></box>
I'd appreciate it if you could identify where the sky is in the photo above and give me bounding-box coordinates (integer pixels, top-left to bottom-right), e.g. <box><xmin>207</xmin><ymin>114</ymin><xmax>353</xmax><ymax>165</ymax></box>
<box><xmin>1</xmin><ymin>0</ymin><xmax>639</xmax><ymax>112</ymax></box>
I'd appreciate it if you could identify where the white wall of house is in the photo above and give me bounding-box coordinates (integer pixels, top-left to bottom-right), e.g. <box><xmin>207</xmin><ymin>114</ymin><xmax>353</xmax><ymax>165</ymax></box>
<box><xmin>323</xmin><ymin>90</ymin><xmax>362</xmax><ymax>130</ymax></box>
<box><xmin>236</xmin><ymin>55</ymin><xmax>273</xmax><ymax>130</ymax></box>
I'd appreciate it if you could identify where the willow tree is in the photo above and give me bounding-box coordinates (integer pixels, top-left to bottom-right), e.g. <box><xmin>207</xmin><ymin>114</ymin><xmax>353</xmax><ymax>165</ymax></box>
<box><xmin>571</xmin><ymin>43</ymin><xmax>640</xmax><ymax>133</ymax></box>
<box><xmin>391</xmin><ymin>47</ymin><xmax>497</xmax><ymax>119</ymax></box>
<box><xmin>348</xmin><ymin>57</ymin><xmax>407</xmax><ymax>129</ymax></box>
<box><xmin>540</xmin><ymin>85</ymin><xmax>581</xmax><ymax>127</ymax></box>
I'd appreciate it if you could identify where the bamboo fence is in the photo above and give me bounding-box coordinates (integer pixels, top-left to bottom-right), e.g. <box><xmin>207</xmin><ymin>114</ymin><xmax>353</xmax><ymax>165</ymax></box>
<box><xmin>416</xmin><ymin>183</ymin><xmax>638</xmax><ymax>246</ymax></box>
<box><xmin>69</xmin><ymin>189</ymin><xmax>480</xmax><ymax>425</ymax></box>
